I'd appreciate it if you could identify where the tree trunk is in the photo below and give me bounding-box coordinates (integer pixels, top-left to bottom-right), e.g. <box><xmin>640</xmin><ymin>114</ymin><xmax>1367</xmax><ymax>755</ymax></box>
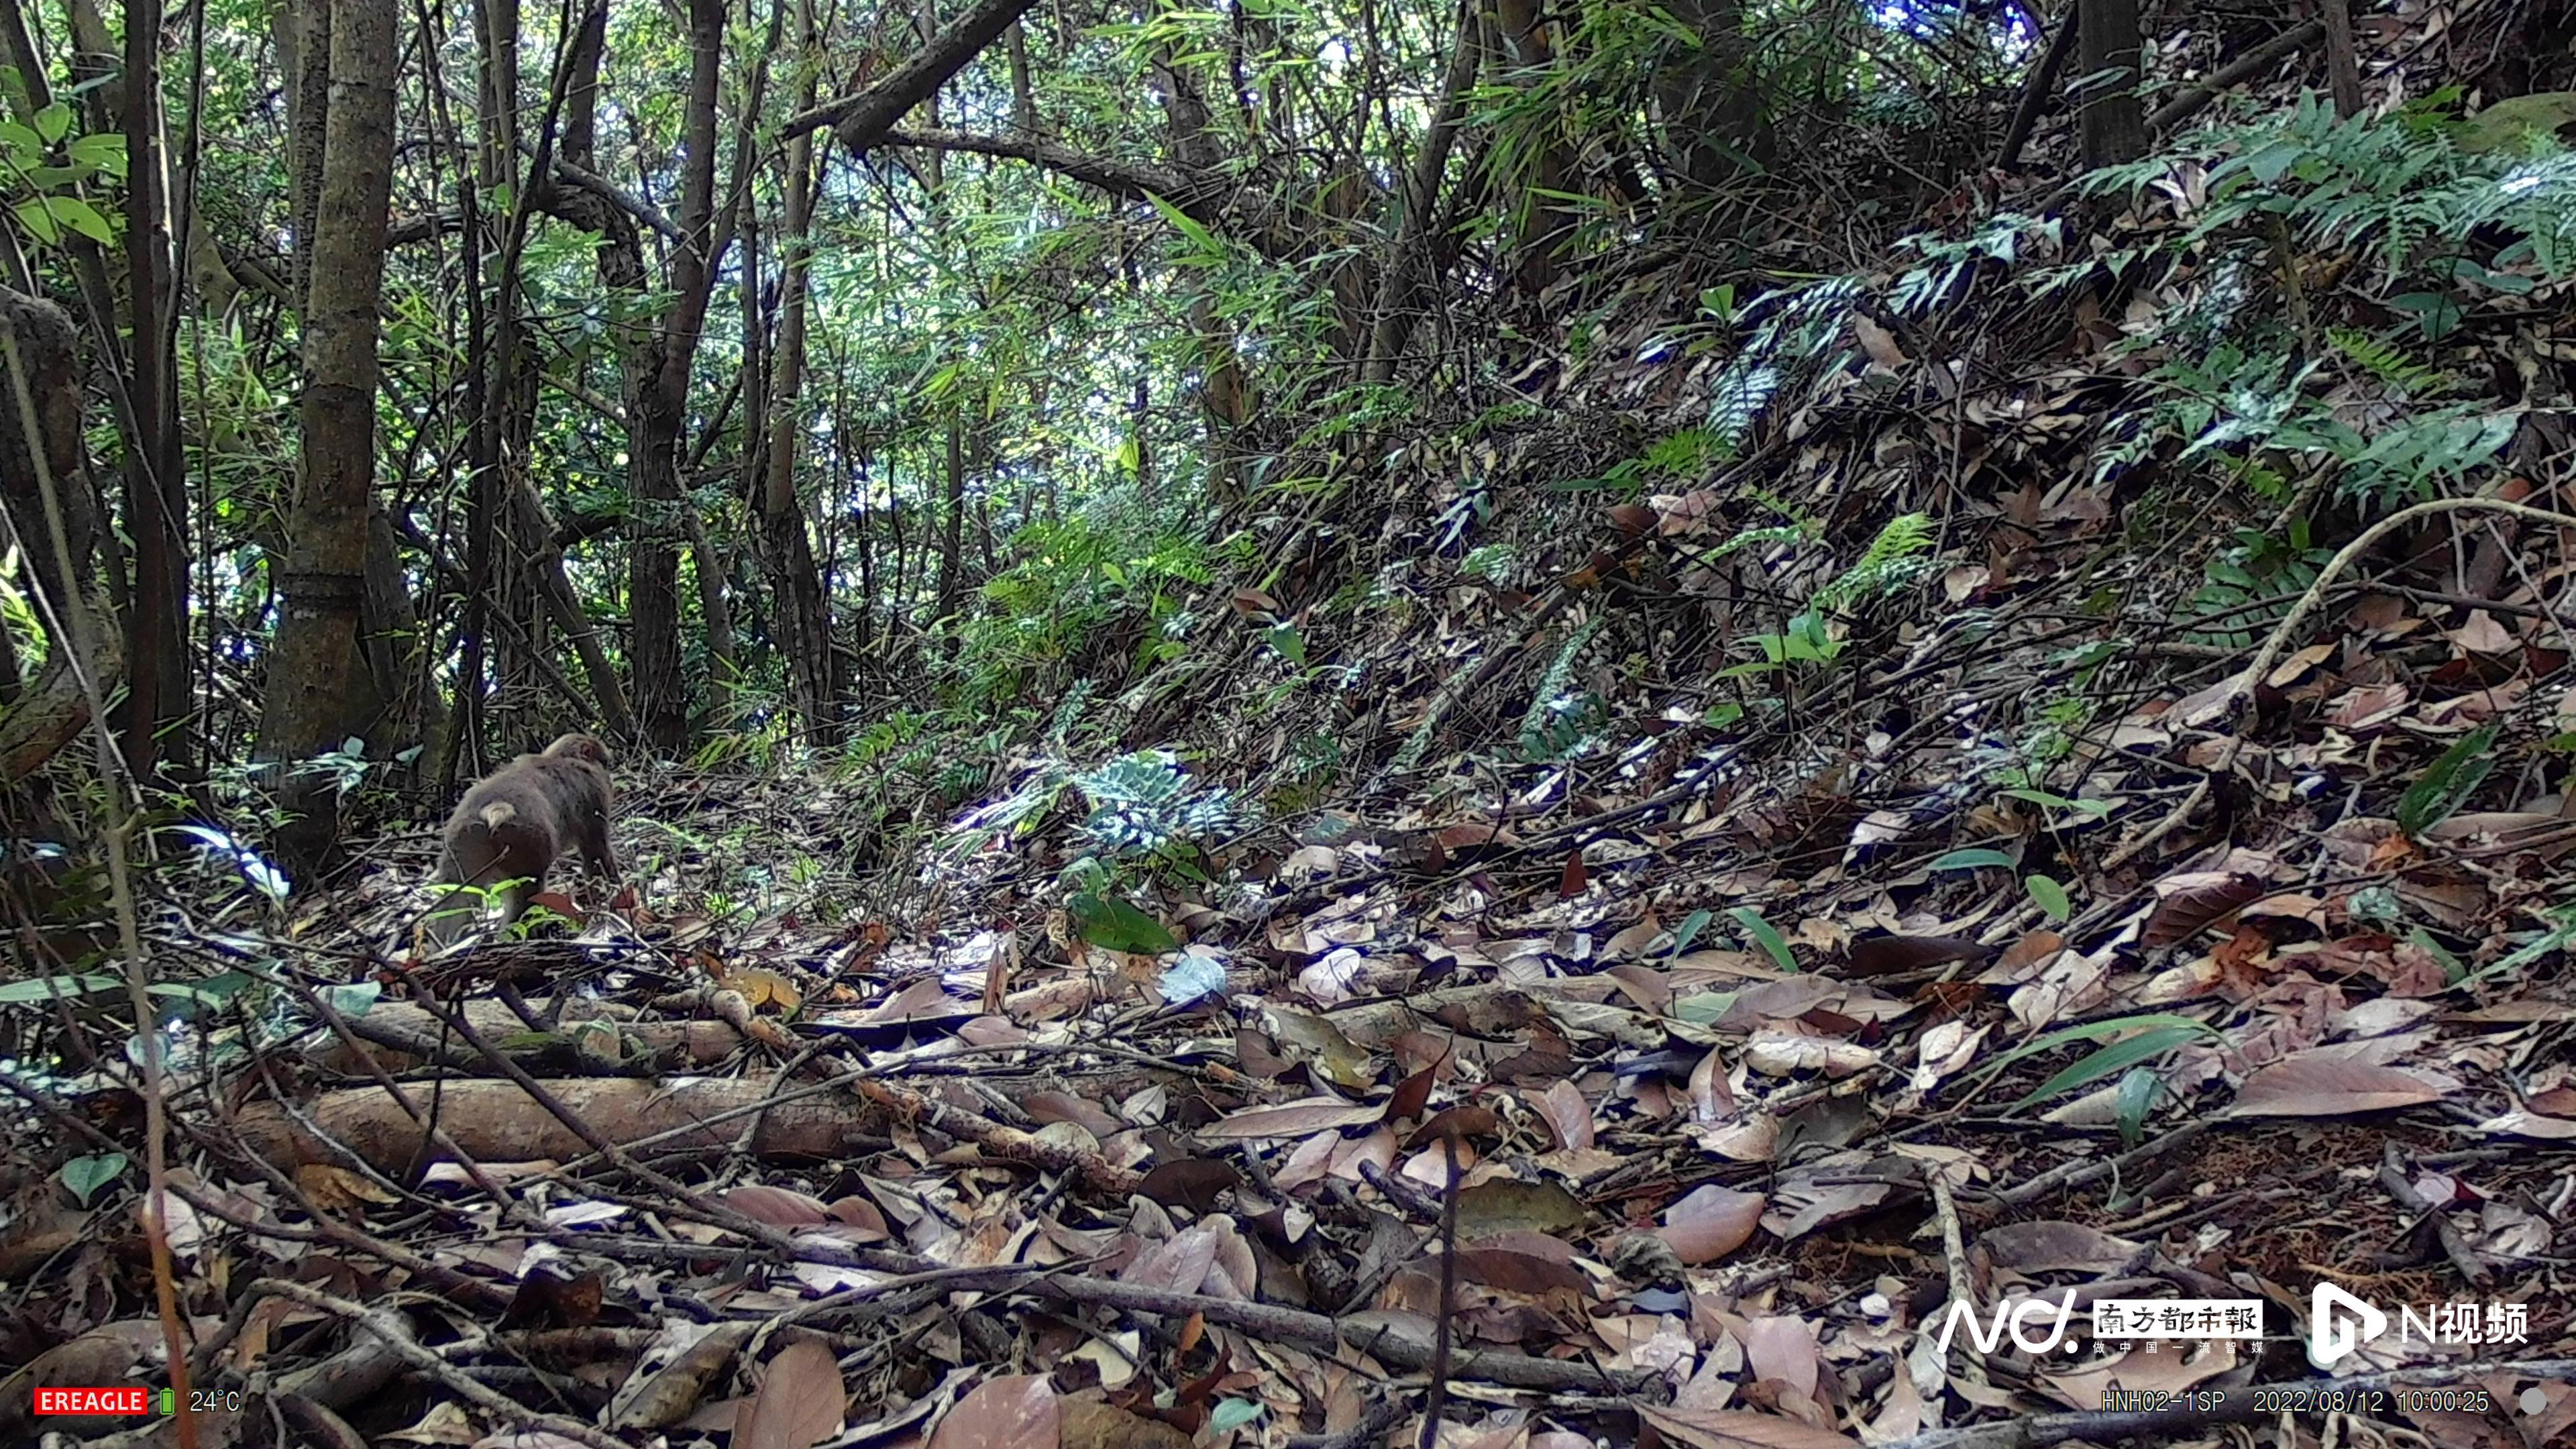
<box><xmin>1150</xmin><ymin>48</ymin><xmax>1248</xmax><ymax>500</ymax></box>
<box><xmin>1652</xmin><ymin>0</ymin><xmax>1769</xmax><ymax>189</ymax></box>
<box><xmin>1489</xmin><ymin>0</ymin><xmax>1579</xmax><ymax>296</ymax></box>
<box><xmin>936</xmin><ymin>417</ymin><xmax>966</xmax><ymax>625</ymax></box>
<box><xmin>2076</xmin><ymin>0</ymin><xmax>2148</xmax><ymax>168</ymax></box>
<box><xmin>1362</xmin><ymin>0</ymin><xmax>1479</xmax><ymax>386</ymax></box>
<box><xmin>619</xmin><ymin>0</ymin><xmax>726</xmax><ymax>752</ymax></box>
<box><xmin>755</xmin><ymin>0</ymin><xmax>843</xmax><ymax>741</ymax></box>
<box><xmin>258</xmin><ymin>0</ymin><xmax>398</xmax><ymax>875</ymax></box>
<box><xmin>95</xmin><ymin>0</ymin><xmax>189</xmax><ymax>780</ymax></box>
<box><xmin>0</xmin><ymin>288</ymin><xmax>117</xmax><ymax>782</ymax></box>
<box><xmin>2320</xmin><ymin>0</ymin><xmax>2361</xmax><ymax>118</ymax></box>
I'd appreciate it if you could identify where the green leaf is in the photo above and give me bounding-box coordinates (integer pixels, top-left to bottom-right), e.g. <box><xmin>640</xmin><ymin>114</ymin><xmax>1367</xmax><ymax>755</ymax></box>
<box><xmin>2114</xmin><ymin>1066</ymin><xmax>2162</xmax><ymax>1148</ymax></box>
<box><xmin>12</xmin><ymin>197</ymin><xmax>58</xmax><ymax>245</ymax></box>
<box><xmin>1928</xmin><ymin>848</ymin><xmax>2016</xmax><ymax>871</ymax></box>
<box><xmin>0</xmin><ymin>971</ymin><xmax>119</xmax><ymax>1002</ymax></box>
<box><xmin>319</xmin><ymin>981</ymin><xmax>382</xmax><ymax>1018</ymax></box>
<box><xmin>45</xmin><ymin>195</ymin><xmax>112</xmax><ymax>244</ymax></box>
<box><xmin>2025</xmin><ymin>873</ymin><xmax>2071</xmax><ymax>922</ymax></box>
<box><xmin>1672</xmin><ymin>990</ymin><xmax>1737</xmax><ymax>1024</ymax></box>
<box><xmin>1728</xmin><ymin>906</ymin><xmax>1796</xmax><ymax>973</ymax></box>
<box><xmin>32</xmin><ymin>101</ymin><xmax>70</xmax><ymax>144</ymax></box>
<box><xmin>1068</xmin><ymin>892</ymin><xmax>1178</xmax><ymax>954</ymax></box>
<box><xmin>1144</xmin><ymin>191</ymin><xmax>1222</xmax><ymax>262</ymax></box>
<box><xmin>2398</xmin><ymin>722</ymin><xmax>2501</xmax><ymax>837</ymax></box>
<box><xmin>2002</xmin><ymin>787</ymin><xmax>2111</xmax><ymax>819</ymax></box>
<box><xmin>0</xmin><ymin>119</ymin><xmax>40</xmax><ymax>156</ymax></box>
<box><xmin>64</xmin><ymin>133</ymin><xmax>123</xmax><ymax>174</ymax></box>
<box><xmin>1264</xmin><ymin>624</ymin><xmax>1305</xmax><ymax>665</ymax></box>
<box><xmin>1954</xmin><ymin>1012</ymin><xmax>2222</xmax><ymax>1109</ymax></box>
<box><xmin>1208</xmin><ymin>1400</ymin><xmax>1263</xmax><ymax>1433</ymax></box>
<box><xmin>2006</xmin><ymin>1024</ymin><xmax>2205</xmax><ymax>1113</ymax></box>
<box><xmin>1669</xmin><ymin>908</ymin><xmax>1714</xmax><ymax>956</ymax></box>
<box><xmin>58</xmin><ymin>1152</ymin><xmax>124</xmax><ymax>1206</ymax></box>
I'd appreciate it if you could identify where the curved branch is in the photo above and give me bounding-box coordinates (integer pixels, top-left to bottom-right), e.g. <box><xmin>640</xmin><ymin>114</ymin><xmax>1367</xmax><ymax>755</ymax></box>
<box><xmin>782</xmin><ymin>0</ymin><xmax>1043</xmax><ymax>152</ymax></box>
<box><xmin>882</xmin><ymin>127</ymin><xmax>1221</xmax><ymax>213</ymax></box>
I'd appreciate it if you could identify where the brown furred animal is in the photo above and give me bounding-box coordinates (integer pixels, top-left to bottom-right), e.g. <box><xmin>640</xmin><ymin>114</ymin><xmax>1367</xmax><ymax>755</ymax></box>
<box><xmin>424</xmin><ymin>733</ymin><xmax>618</xmax><ymax>944</ymax></box>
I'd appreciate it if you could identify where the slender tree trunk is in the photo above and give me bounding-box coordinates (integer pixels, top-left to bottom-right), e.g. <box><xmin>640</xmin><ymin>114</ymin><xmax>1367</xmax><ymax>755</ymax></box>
<box><xmin>756</xmin><ymin>0</ymin><xmax>843</xmax><ymax>741</ymax></box>
<box><xmin>2076</xmin><ymin>0</ymin><xmax>2148</xmax><ymax>167</ymax></box>
<box><xmin>259</xmin><ymin>0</ymin><xmax>398</xmax><ymax>873</ymax></box>
<box><xmin>936</xmin><ymin>417</ymin><xmax>966</xmax><ymax>624</ymax></box>
<box><xmin>1150</xmin><ymin>47</ymin><xmax>1246</xmax><ymax>500</ymax></box>
<box><xmin>1490</xmin><ymin>0</ymin><xmax>1578</xmax><ymax>295</ymax></box>
<box><xmin>93</xmin><ymin>0</ymin><xmax>188</xmax><ymax>779</ymax></box>
<box><xmin>525</xmin><ymin>0</ymin><xmax>633</xmax><ymax>741</ymax></box>
<box><xmin>1363</xmin><ymin>0</ymin><xmax>1479</xmax><ymax>386</ymax></box>
<box><xmin>1005</xmin><ymin>20</ymin><xmax>1035</xmax><ymax>133</ymax></box>
<box><xmin>2320</xmin><ymin>0</ymin><xmax>2361</xmax><ymax>117</ymax></box>
<box><xmin>618</xmin><ymin>0</ymin><xmax>726</xmax><ymax>751</ymax></box>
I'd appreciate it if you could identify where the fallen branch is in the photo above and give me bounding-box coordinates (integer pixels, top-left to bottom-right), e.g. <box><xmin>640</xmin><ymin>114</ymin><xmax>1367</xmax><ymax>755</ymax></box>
<box><xmin>250</xmin><ymin>1279</ymin><xmax>629</xmax><ymax>1449</ymax></box>
<box><xmin>2147</xmin><ymin>21</ymin><xmax>2324</xmax><ymax>136</ymax></box>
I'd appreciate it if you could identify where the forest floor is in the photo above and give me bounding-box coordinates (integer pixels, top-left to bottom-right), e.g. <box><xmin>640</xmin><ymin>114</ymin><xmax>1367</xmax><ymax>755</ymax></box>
<box><xmin>12</xmin><ymin>50</ymin><xmax>2576</xmax><ymax>1449</ymax></box>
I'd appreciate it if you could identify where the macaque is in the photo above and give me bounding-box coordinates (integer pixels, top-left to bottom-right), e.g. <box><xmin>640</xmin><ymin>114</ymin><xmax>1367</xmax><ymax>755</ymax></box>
<box><xmin>423</xmin><ymin>733</ymin><xmax>618</xmax><ymax>945</ymax></box>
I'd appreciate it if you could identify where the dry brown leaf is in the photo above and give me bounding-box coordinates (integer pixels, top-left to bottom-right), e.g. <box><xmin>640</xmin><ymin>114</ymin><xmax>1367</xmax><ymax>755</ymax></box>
<box><xmin>928</xmin><ymin>1375</ymin><xmax>1061</xmax><ymax>1449</ymax></box>
<box><xmin>1850</xmin><ymin>313</ymin><xmax>1908</xmax><ymax>368</ymax></box>
<box><xmin>2139</xmin><ymin>870</ymin><xmax>2269</xmax><ymax>948</ymax></box>
<box><xmin>1525</xmin><ymin>1079</ymin><xmax>1596</xmax><ymax>1150</ymax></box>
<box><xmin>1657</xmin><ymin>1183</ymin><xmax>1764</xmax><ymax>1265</ymax></box>
<box><xmin>2229</xmin><ymin>1055</ymin><xmax>2451</xmax><ymax>1117</ymax></box>
<box><xmin>718</xmin><ymin>1185</ymin><xmax>830</xmax><ymax>1226</ymax></box>
<box><xmin>1633</xmin><ymin>1403</ymin><xmax>1859</xmax><ymax>1449</ymax></box>
<box><xmin>1060</xmin><ymin>1399</ymin><xmax>1190</xmax><ymax>1449</ymax></box>
<box><xmin>1845</xmin><ymin>934</ymin><xmax>1988</xmax><ymax>977</ymax></box>
<box><xmin>734</xmin><ymin>1339</ymin><xmax>847</xmax><ymax>1449</ymax></box>
<box><xmin>1738</xmin><ymin>1315</ymin><xmax>1823</xmax><ymax>1400</ymax></box>
<box><xmin>1199</xmin><ymin>1095</ymin><xmax>1385</xmax><ymax>1140</ymax></box>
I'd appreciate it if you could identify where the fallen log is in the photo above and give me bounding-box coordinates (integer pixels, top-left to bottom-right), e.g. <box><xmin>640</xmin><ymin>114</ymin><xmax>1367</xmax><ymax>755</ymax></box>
<box><xmin>228</xmin><ymin>1074</ymin><xmax>878</xmax><ymax>1174</ymax></box>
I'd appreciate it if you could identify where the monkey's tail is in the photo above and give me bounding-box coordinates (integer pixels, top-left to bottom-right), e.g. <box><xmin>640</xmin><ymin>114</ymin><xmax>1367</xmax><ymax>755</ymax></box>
<box><xmin>480</xmin><ymin>801</ymin><xmax>518</xmax><ymax>830</ymax></box>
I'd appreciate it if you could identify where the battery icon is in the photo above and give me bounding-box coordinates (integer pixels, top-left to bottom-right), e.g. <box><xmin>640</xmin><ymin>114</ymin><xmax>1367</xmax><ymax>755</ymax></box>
<box><xmin>158</xmin><ymin>1389</ymin><xmax>174</xmax><ymax>1416</ymax></box>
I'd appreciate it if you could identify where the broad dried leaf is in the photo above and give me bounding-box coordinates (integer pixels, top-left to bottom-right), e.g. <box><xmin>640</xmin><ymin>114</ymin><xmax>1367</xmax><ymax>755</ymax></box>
<box><xmin>1738</xmin><ymin>1315</ymin><xmax>1821</xmax><ymax>1399</ymax></box>
<box><xmin>1200</xmin><ymin>1095</ymin><xmax>1385</xmax><ymax>1140</ymax></box>
<box><xmin>1633</xmin><ymin>1404</ymin><xmax>1859</xmax><ymax>1449</ymax></box>
<box><xmin>1454</xmin><ymin>1178</ymin><xmax>1589</xmax><ymax>1237</ymax></box>
<box><xmin>2229</xmin><ymin>1057</ymin><xmax>2451</xmax><ymax>1117</ymax></box>
<box><xmin>718</xmin><ymin>1185</ymin><xmax>830</xmax><ymax>1227</ymax></box>
<box><xmin>2139</xmin><ymin>871</ymin><xmax>2268</xmax><ymax>948</ymax></box>
<box><xmin>1525</xmin><ymin>1080</ymin><xmax>1595</xmax><ymax>1150</ymax></box>
<box><xmin>1845</xmin><ymin>934</ymin><xmax>1987</xmax><ymax>977</ymax></box>
<box><xmin>735</xmin><ymin>1339</ymin><xmax>846</xmax><ymax>1449</ymax></box>
<box><xmin>928</xmin><ymin>1375</ymin><xmax>1060</xmax><ymax>1449</ymax></box>
<box><xmin>1061</xmin><ymin>1399</ymin><xmax>1190</xmax><ymax>1449</ymax></box>
<box><xmin>1135</xmin><ymin>1159</ymin><xmax>1241</xmax><ymax>1212</ymax></box>
<box><xmin>1657</xmin><ymin>1183</ymin><xmax>1764</xmax><ymax>1265</ymax></box>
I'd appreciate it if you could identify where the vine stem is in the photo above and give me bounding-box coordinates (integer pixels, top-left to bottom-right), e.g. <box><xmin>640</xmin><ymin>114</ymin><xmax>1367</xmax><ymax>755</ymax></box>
<box><xmin>2108</xmin><ymin>494</ymin><xmax>2576</xmax><ymax>873</ymax></box>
